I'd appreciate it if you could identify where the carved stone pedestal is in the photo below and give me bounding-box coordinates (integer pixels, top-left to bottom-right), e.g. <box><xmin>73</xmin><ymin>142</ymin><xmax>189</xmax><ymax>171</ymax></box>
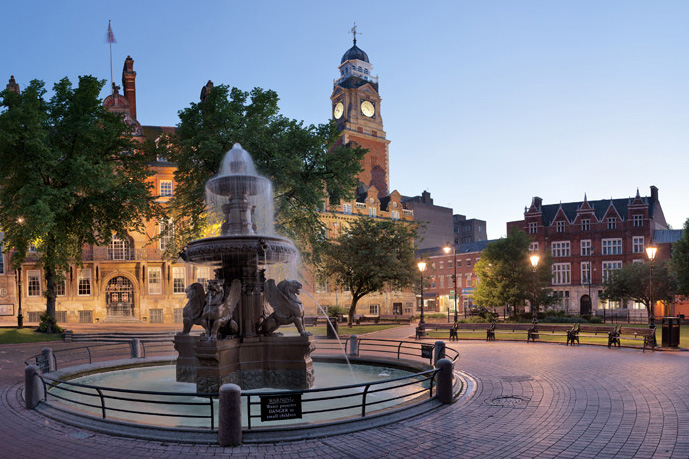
<box><xmin>184</xmin><ymin>335</ymin><xmax>314</xmax><ymax>393</ymax></box>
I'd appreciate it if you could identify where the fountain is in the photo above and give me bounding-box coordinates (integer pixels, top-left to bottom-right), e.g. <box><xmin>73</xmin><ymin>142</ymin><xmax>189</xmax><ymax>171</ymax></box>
<box><xmin>174</xmin><ymin>143</ymin><xmax>313</xmax><ymax>393</ymax></box>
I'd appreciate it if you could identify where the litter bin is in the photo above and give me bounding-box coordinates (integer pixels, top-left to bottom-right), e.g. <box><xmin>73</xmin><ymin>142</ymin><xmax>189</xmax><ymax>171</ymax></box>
<box><xmin>661</xmin><ymin>317</ymin><xmax>680</xmax><ymax>348</ymax></box>
<box><xmin>326</xmin><ymin>317</ymin><xmax>339</xmax><ymax>339</ymax></box>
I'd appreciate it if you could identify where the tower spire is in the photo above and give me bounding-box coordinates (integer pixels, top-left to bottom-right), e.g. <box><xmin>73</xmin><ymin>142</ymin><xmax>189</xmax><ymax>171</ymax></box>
<box><xmin>350</xmin><ymin>22</ymin><xmax>359</xmax><ymax>45</ymax></box>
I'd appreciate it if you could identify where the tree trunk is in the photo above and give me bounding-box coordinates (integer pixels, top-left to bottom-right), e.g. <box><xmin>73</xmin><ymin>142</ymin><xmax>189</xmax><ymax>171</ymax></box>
<box><xmin>44</xmin><ymin>264</ymin><xmax>56</xmax><ymax>334</ymax></box>
<box><xmin>347</xmin><ymin>297</ymin><xmax>361</xmax><ymax>328</ymax></box>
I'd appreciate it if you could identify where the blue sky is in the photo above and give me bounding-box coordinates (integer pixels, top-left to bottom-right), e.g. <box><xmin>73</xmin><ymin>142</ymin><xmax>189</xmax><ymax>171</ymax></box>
<box><xmin>4</xmin><ymin>1</ymin><xmax>688</xmax><ymax>239</ymax></box>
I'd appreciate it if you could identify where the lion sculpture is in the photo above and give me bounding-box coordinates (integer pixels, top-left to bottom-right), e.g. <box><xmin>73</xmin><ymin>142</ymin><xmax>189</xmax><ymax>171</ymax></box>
<box><xmin>260</xmin><ymin>279</ymin><xmax>311</xmax><ymax>336</ymax></box>
<box><xmin>179</xmin><ymin>283</ymin><xmax>206</xmax><ymax>335</ymax></box>
<box><xmin>202</xmin><ymin>279</ymin><xmax>242</xmax><ymax>340</ymax></box>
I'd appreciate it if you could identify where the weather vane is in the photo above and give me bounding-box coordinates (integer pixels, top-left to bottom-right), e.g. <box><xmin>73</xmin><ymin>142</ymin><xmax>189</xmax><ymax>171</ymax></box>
<box><xmin>350</xmin><ymin>22</ymin><xmax>360</xmax><ymax>45</ymax></box>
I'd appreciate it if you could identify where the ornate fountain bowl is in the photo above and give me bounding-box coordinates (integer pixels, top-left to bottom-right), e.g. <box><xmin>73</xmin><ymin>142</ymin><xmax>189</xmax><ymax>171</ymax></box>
<box><xmin>206</xmin><ymin>174</ymin><xmax>270</xmax><ymax>197</ymax></box>
<box><xmin>182</xmin><ymin>234</ymin><xmax>298</xmax><ymax>265</ymax></box>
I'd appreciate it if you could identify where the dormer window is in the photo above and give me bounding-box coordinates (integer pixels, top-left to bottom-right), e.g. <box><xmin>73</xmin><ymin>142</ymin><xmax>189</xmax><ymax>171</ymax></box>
<box><xmin>607</xmin><ymin>217</ymin><xmax>617</xmax><ymax>229</ymax></box>
<box><xmin>633</xmin><ymin>215</ymin><xmax>643</xmax><ymax>227</ymax></box>
<box><xmin>556</xmin><ymin>221</ymin><xmax>566</xmax><ymax>233</ymax></box>
<box><xmin>581</xmin><ymin>219</ymin><xmax>591</xmax><ymax>231</ymax></box>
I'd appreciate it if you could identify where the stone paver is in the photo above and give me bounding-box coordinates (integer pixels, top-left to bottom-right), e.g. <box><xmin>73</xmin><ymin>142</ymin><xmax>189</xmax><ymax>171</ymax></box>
<box><xmin>1</xmin><ymin>327</ymin><xmax>688</xmax><ymax>458</ymax></box>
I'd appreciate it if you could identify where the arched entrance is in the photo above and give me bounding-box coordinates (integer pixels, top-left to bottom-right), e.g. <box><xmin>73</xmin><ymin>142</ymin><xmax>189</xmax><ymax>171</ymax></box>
<box><xmin>580</xmin><ymin>295</ymin><xmax>592</xmax><ymax>315</ymax></box>
<box><xmin>106</xmin><ymin>276</ymin><xmax>135</xmax><ymax>317</ymax></box>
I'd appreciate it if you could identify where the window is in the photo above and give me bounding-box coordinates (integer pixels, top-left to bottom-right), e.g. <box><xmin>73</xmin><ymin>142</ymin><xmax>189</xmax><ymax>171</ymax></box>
<box><xmin>602</xmin><ymin>238</ymin><xmax>622</xmax><ymax>255</ymax></box>
<box><xmin>108</xmin><ymin>235</ymin><xmax>131</xmax><ymax>260</ymax></box>
<box><xmin>391</xmin><ymin>211</ymin><xmax>399</xmax><ymax>220</ymax></box>
<box><xmin>633</xmin><ymin>215</ymin><xmax>643</xmax><ymax>227</ymax></box>
<box><xmin>581</xmin><ymin>219</ymin><xmax>591</xmax><ymax>231</ymax></box>
<box><xmin>529</xmin><ymin>222</ymin><xmax>537</xmax><ymax>234</ymax></box>
<box><xmin>556</xmin><ymin>221</ymin><xmax>566</xmax><ymax>233</ymax></box>
<box><xmin>551</xmin><ymin>241</ymin><xmax>571</xmax><ymax>257</ymax></box>
<box><xmin>27</xmin><ymin>270</ymin><xmax>41</xmax><ymax>297</ymax></box>
<box><xmin>439</xmin><ymin>276</ymin><xmax>444</xmax><ymax>289</ymax></box>
<box><xmin>465</xmin><ymin>273</ymin><xmax>472</xmax><ymax>287</ymax></box>
<box><xmin>78</xmin><ymin>269</ymin><xmax>92</xmax><ymax>296</ymax></box>
<box><xmin>555</xmin><ymin>290</ymin><xmax>570</xmax><ymax>311</ymax></box>
<box><xmin>439</xmin><ymin>261</ymin><xmax>444</xmax><ymax>269</ymax></box>
<box><xmin>196</xmin><ymin>266</ymin><xmax>211</xmax><ymax>289</ymax></box>
<box><xmin>55</xmin><ymin>271</ymin><xmax>66</xmax><ymax>297</ymax></box>
<box><xmin>529</xmin><ymin>242</ymin><xmax>539</xmax><ymax>252</ymax></box>
<box><xmin>148</xmin><ymin>267</ymin><xmax>162</xmax><ymax>294</ymax></box>
<box><xmin>602</xmin><ymin>261</ymin><xmax>622</xmax><ymax>282</ymax></box>
<box><xmin>0</xmin><ymin>245</ymin><xmax>3</xmax><ymax>274</ymax></box>
<box><xmin>149</xmin><ymin>309</ymin><xmax>164</xmax><ymax>324</ymax></box>
<box><xmin>466</xmin><ymin>259</ymin><xmax>471</xmax><ymax>266</ymax></box>
<box><xmin>581</xmin><ymin>262</ymin><xmax>591</xmax><ymax>284</ymax></box>
<box><xmin>315</xmin><ymin>275</ymin><xmax>328</xmax><ymax>293</ymax></box>
<box><xmin>79</xmin><ymin>310</ymin><xmax>93</xmax><ymax>323</ymax></box>
<box><xmin>174</xmin><ymin>308</ymin><xmax>184</xmax><ymax>323</ymax></box>
<box><xmin>172</xmin><ymin>267</ymin><xmax>186</xmax><ymax>294</ymax></box>
<box><xmin>343</xmin><ymin>204</ymin><xmax>352</xmax><ymax>214</ymax></box>
<box><xmin>580</xmin><ymin>239</ymin><xmax>592</xmax><ymax>256</ymax></box>
<box><xmin>160</xmin><ymin>180</ymin><xmax>173</xmax><ymax>197</ymax></box>
<box><xmin>632</xmin><ymin>236</ymin><xmax>644</xmax><ymax>254</ymax></box>
<box><xmin>368</xmin><ymin>207</ymin><xmax>377</xmax><ymax>217</ymax></box>
<box><xmin>552</xmin><ymin>263</ymin><xmax>571</xmax><ymax>285</ymax></box>
<box><xmin>369</xmin><ymin>304</ymin><xmax>379</xmax><ymax>315</ymax></box>
<box><xmin>607</xmin><ymin>217</ymin><xmax>617</xmax><ymax>229</ymax></box>
<box><xmin>159</xmin><ymin>220</ymin><xmax>174</xmax><ymax>251</ymax></box>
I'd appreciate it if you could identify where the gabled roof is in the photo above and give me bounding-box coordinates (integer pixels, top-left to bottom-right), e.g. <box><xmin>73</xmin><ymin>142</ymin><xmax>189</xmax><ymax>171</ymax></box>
<box><xmin>539</xmin><ymin>197</ymin><xmax>645</xmax><ymax>226</ymax></box>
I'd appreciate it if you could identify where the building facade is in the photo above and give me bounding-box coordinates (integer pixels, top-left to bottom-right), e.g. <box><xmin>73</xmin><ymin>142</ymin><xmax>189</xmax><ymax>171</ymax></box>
<box><xmin>453</xmin><ymin>215</ymin><xmax>487</xmax><ymax>245</ymax></box>
<box><xmin>506</xmin><ymin>186</ymin><xmax>671</xmax><ymax>318</ymax></box>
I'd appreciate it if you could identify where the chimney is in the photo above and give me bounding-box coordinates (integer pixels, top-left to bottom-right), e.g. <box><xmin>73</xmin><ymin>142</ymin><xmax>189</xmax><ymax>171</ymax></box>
<box><xmin>6</xmin><ymin>75</ymin><xmax>20</xmax><ymax>93</ymax></box>
<box><xmin>122</xmin><ymin>56</ymin><xmax>137</xmax><ymax>120</ymax></box>
<box><xmin>532</xmin><ymin>197</ymin><xmax>543</xmax><ymax>211</ymax></box>
<box><xmin>421</xmin><ymin>190</ymin><xmax>433</xmax><ymax>204</ymax></box>
<box><xmin>650</xmin><ymin>185</ymin><xmax>658</xmax><ymax>202</ymax></box>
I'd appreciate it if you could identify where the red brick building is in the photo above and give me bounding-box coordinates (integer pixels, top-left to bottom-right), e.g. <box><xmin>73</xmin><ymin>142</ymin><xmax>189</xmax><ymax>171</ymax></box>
<box><xmin>507</xmin><ymin>186</ymin><xmax>673</xmax><ymax>318</ymax></box>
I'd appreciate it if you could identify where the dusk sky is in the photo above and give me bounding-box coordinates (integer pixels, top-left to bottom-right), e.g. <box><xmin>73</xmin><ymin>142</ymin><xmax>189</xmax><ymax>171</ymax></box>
<box><xmin>3</xmin><ymin>1</ymin><xmax>688</xmax><ymax>239</ymax></box>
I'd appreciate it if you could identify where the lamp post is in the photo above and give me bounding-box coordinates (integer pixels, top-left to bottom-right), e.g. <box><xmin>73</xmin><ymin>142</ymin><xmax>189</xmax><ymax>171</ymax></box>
<box><xmin>646</xmin><ymin>245</ymin><xmax>657</xmax><ymax>334</ymax></box>
<box><xmin>443</xmin><ymin>244</ymin><xmax>458</xmax><ymax>323</ymax></box>
<box><xmin>15</xmin><ymin>266</ymin><xmax>23</xmax><ymax>329</ymax></box>
<box><xmin>530</xmin><ymin>254</ymin><xmax>540</xmax><ymax>325</ymax></box>
<box><xmin>418</xmin><ymin>261</ymin><xmax>427</xmax><ymax>337</ymax></box>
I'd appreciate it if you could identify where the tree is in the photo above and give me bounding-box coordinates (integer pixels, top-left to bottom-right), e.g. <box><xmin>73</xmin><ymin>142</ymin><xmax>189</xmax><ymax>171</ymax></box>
<box><xmin>152</xmin><ymin>84</ymin><xmax>366</xmax><ymax>261</ymax></box>
<box><xmin>0</xmin><ymin>77</ymin><xmax>161</xmax><ymax>331</ymax></box>
<box><xmin>473</xmin><ymin>230</ymin><xmax>555</xmax><ymax>318</ymax></box>
<box><xmin>601</xmin><ymin>262</ymin><xmax>676</xmax><ymax>321</ymax></box>
<box><xmin>320</xmin><ymin>218</ymin><xmax>417</xmax><ymax>327</ymax></box>
<box><xmin>671</xmin><ymin>218</ymin><xmax>689</xmax><ymax>298</ymax></box>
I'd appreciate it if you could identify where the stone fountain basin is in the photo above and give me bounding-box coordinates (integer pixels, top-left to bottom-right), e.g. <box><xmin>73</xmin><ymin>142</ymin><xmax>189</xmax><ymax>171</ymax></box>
<box><xmin>206</xmin><ymin>174</ymin><xmax>270</xmax><ymax>197</ymax></box>
<box><xmin>183</xmin><ymin>234</ymin><xmax>298</xmax><ymax>265</ymax></box>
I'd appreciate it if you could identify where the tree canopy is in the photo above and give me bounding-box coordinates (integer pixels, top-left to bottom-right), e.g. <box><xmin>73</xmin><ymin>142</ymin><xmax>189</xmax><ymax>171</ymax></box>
<box><xmin>473</xmin><ymin>230</ymin><xmax>555</xmax><ymax>317</ymax></box>
<box><xmin>152</xmin><ymin>84</ymin><xmax>366</xmax><ymax>261</ymax></box>
<box><xmin>671</xmin><ymin>218</ymin><xmax>689</xmax><ymax>298</ymax></box>
<box><xmin>601</xmin><ymin>261</ymin><xmax>676</xmax><ymax>319</ymax></box>
<box><xmin>0</xmin><ymin>77</ymin><xmax>161</xmax><ymax>330</ymax></box>
<box><xmin>320</xmin><ymin>218</ymin><xmax>417</xmax><ymax>326</ymax></box>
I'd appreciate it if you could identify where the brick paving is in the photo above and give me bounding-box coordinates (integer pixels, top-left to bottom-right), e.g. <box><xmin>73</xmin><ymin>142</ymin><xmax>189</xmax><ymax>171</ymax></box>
<box><xmin>2</xmin><ymin>327</ymin><xmax>689</xmax><ymax>458</ymax></box>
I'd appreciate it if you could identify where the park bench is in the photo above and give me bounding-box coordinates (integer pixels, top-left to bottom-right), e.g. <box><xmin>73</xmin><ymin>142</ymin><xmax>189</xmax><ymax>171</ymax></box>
<box><xmin>527</xmin><ymin>323</ymin><xmax>579</xmax><ymax>344</ymax></box>
<box><xmin>612</xmin><ymin>325</ymin><xmax>656</xmax><ymax>352</ymax></box>
<box><xmin>352</xmin><ymin>315</ymin><xmax>381</xmax><ymax>324</ymax></box>
<box><xmin>492</xmin><ymin>323</ymin><xmax>533</xmax><ymax>341</ymax></box>
<box><xmin>378</xmin><ymin>314</ymin><xmax>412</xmax><ymax>324</ymax></box>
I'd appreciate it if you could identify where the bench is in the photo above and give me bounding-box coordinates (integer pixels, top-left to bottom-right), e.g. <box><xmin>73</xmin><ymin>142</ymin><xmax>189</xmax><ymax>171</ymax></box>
<box><xmin>352</xmin><ymin>315</ymin><xmax>382</xmax><ymax>324</ymax></box>
<box><xmin>492</xmin><ymin>323</ymin><xmax>533</xmax><ymax>340</ymax></box>
<box><xmin>378</xmin><ymin>315</ymin><xmax>412</xmax><ymax>325</ymax></box>
<box><xmin>527</xmin><ymin>323</ymin><xmax>579</xmax><ymax>344</ymax></box>
<box><xmin>612</xmin><ymin>325</ymin><xmax>656</xmax><ymax>352</ymax></box>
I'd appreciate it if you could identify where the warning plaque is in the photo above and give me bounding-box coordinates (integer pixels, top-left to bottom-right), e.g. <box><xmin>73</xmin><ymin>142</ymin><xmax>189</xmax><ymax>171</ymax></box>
<box><xmin>260</xmin><ymin>394</ymin><xmax>302</xmax><ymax>421</ymax></box>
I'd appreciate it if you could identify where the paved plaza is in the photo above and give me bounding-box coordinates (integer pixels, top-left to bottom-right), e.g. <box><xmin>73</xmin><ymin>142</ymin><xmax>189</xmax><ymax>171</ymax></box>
<box><xmin>1</xmin><ymin>326</ymin><xmax>688</xmax><ymax>458</ymax></box>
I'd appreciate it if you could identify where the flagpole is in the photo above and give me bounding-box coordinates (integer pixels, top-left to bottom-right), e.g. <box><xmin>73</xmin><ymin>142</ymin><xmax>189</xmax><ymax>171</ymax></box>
<box><xmin>109</xmin><ymin>20</ymin><xmax>114</xmax><ymax>91</ymax></box>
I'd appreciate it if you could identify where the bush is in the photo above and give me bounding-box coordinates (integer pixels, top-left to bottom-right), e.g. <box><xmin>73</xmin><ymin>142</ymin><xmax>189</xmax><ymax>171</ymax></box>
<box><xmin>589</xmin><ymin>316</ymin><xmax>603</xmax><ymax>324</ymax></box>
<box><xmin>37</xmin><ymin>312</ymin><xmax>63</xmax><ymax>334</ymax></box>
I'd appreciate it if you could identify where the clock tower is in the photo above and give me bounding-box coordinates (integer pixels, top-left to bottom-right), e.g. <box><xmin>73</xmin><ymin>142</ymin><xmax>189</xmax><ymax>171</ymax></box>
<box><xmin>331</xmin><ymin>31</ymin><xmax>390</xmax><ymax>197</ymax></box>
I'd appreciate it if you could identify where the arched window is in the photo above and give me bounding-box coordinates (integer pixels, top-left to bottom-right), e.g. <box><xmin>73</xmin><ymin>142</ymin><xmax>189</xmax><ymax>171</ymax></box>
<box><xmin>108</xmin><ymin>235</ymin><xmax>132</xmax><ymax>260</ymax></box>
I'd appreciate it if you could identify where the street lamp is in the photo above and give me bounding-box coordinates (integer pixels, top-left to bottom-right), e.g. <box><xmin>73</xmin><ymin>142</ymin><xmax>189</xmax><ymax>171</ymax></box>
<box><xmin>443</xmin><ymin>244</ymin><xmax>458</xmax><ymax>323</ymax></box>
<box><xmin>15</xmin><ymin>266</ymin><xmax>23</xmax><ymax>329</ymax></box>
<box><xmin>646</xmin><ymin>245</ymin><xmax>657</xmax><ymax>335</ymax></box>
<box><xmin>530</xmin><ymin>255</ymin><xmax>540</xmax><ymax>325</ymax></box>
<box><xmin>418</xmin><ymin>261</ymin><xmax>427</xmax><ymax>337</ymax></box>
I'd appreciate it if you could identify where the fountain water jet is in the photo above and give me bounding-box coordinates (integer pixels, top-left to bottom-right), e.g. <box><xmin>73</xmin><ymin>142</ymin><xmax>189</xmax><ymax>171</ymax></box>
<box><xmin>174</xmin><ymin>143</ymin><xmax>313</xmax><ymax>393</ymax></box>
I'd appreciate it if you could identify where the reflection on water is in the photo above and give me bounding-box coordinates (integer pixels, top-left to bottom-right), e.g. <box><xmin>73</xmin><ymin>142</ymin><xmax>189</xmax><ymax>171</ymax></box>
<box><xmin>49</xmin><ymin>363</ymin><xmax>428</xmax><ymax>428</ymax></box>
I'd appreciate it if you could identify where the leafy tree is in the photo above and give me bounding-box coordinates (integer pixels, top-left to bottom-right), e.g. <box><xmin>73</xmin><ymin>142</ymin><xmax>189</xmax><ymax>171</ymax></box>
<box><xmin>473</xmin><ymin>230</ymin><xmax>555</xmax><ymax>318</ymax></box>
<box><xmin>320</xmin><ymin>218</ymin><xmax>417</xmax><ymax>327</ymax></box>
<box><xmin>671</xmin><ymin>218</ymin><xmax>689</xmax><ymax>297</ymax></box>
<box><xmin>0</xmin><ymin>77</ymin><xmax>161</xmax><ymax>332</ymax></box>
<box><xmin>601</xmin><ymin>261</ymin><xmax>676</xmax><ymax>321</ymax></box>
<box><xmin>152</xmin><ymin>84</ymin><xmax>365</xmax><ymax>261</ymax></box>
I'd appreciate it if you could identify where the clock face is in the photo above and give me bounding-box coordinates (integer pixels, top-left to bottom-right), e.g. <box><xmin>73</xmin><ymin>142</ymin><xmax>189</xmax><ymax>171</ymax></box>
<box><xmin>361</xmin><ymin>100</ymin><xmax>375</xmax><ymax>117</ymax></box>
<box><xmin>333</xmin><ymin>102</ymin><xmax>344</xmax><ymax>119</ymax></box>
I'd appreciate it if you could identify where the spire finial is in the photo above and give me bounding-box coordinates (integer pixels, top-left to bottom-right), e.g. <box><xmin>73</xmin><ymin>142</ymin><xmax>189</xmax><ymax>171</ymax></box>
<box><xmin>350</xmin><ymin>22</ymin><xmax>359</xmax><ymax>45</ymax></box>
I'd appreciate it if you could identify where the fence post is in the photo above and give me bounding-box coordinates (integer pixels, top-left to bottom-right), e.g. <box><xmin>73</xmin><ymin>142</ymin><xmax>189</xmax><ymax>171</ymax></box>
<box><xmin>218</xmin><ymin>383</ymin><xmax>242</xmax><ymax>446</ymax></box>
<box><xmin>434</xmin><ymin>340</ymin><xmax>446</xmax><ymax>365</ymax></box>
<box><xmin>24</xmin><ymin>365</ymin><xmax>44</xmax><ymax>409</ymax></box>
<box><xmin>130</xmin><ymin>338</ymin><xmax>142</xmax><ymax>358</ymax></box>
<box><xmin>42</xmin><ymin>348</ymin><xmax>56</xmax><ymax>372</ymax></box>
<box><xmin>435</xmin><ymin>358</ymin><xmax>453</xmax><ymax>404</ymax></box>
<box><xmin>348</xmin><ymin>335</ymin><xmax>359</xmax><ymax>356</ymax></box>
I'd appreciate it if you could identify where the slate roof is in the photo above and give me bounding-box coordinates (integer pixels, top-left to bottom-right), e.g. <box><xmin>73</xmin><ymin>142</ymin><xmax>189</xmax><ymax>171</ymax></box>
<box><xmin>653</xmin><ymin>230</ymin><xmax>683</xmax><ymax>244</ymax></box>
<box><xmin>537</xmin><ymin>196</ymin><xmax>654</xmax><ymax>226</ymax></box>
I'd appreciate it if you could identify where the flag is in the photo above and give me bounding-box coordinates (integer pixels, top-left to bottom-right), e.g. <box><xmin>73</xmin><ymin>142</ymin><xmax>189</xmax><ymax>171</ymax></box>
<box><xmin>106</xmin><ymin>21</ymin><xmax>116</xmax><ymax>44</ymax></box>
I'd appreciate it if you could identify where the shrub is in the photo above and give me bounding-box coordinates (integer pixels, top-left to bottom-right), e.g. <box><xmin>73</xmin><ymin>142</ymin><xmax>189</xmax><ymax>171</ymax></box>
<box><xmin>589</xmin><ymin>316</ymin><xmax>603</xmax><ymax>324</ymax></box>
<box><xmin>37</xmin><ymin>312</ymin><xmax>63</xmax><ymax>334</ymax></box>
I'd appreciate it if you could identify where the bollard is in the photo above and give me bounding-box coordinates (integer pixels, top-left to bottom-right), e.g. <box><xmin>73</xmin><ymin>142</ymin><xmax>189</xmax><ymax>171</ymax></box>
<box><xmin>435</xmin><ymin>358</ymin><xmax>453</xmax><ymax>404</ymax></box>
<box><xmin>218</xmin><ymin>384</ymin><xmax>242</xmax><ymax>446</ymax></box>
<box><xmin>348</xmin><ymin>335</ymin><xmax>359</xmax><ymax>356</ymax></box>
<box><xmin>130</xmin><ymin>338</ymin><xmax>142</xmax><ymax>358</ymax></box>
<box><xmin>41</xmin><ymin>348</ymin><xmax>56</xmax><ymax>372</ymax></box>
<box><xmin>24</xmin><ymin>365</ymin><xmax>44</xmax><ymax>409</ymax></box>
<box><xmin>434</xmin><ymin>340</ymin><xmax>446</xmax><ymax>366</ymax></box>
